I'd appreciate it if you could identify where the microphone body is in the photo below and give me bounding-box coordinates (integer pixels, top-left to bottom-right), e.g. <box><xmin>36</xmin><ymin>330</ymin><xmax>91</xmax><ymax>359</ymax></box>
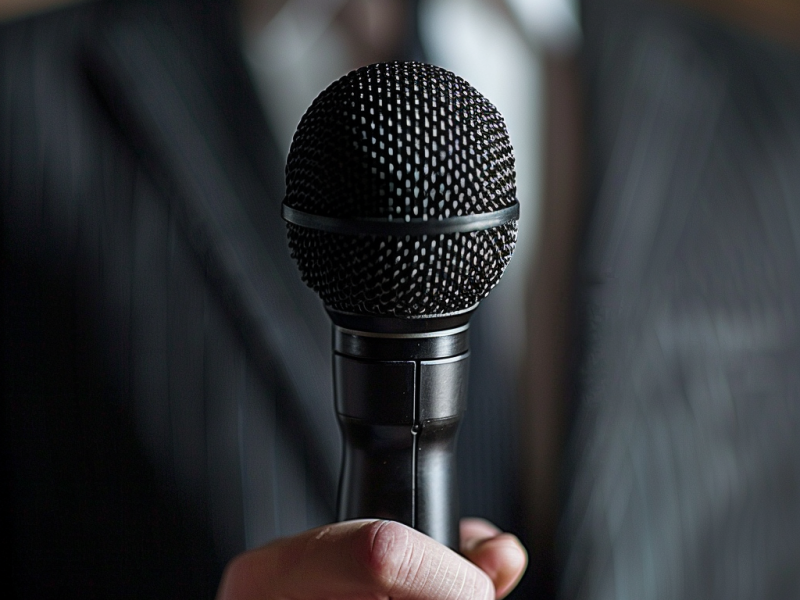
<box><xmin>332</xmin><ymin>312</ymin><xmax>470</xmax><ymax>548</ymax></box>
<box><xmin>281</xmin><ymin>62</ymin><xmax>518</xmax><ymax>550</ymax></box>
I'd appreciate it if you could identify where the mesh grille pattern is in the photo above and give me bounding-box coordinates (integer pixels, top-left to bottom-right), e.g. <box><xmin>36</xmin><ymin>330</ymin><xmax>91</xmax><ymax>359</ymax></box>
<box><xmin>285</xmin><ymin>62</ymin><xmax>517</xmax><ymax>316</ymax></box>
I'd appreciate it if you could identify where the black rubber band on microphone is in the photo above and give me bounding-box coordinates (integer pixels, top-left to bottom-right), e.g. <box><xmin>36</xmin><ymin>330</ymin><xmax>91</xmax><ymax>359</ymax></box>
<box><xmin>281</xmin><ymin>200</ymin><xmax>519</xmax><ymax>236</ymax></box>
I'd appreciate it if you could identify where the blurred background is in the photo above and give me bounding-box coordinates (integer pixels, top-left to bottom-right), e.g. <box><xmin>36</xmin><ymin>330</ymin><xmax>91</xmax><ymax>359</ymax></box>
<box><xmin>3</xmin><ymin>0</ymin><xmax>800</xmax><ymax>598</ymax></box>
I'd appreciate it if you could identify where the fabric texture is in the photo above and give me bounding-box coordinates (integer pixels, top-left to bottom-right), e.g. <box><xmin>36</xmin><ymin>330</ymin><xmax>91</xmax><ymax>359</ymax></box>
<box><xmin>564</xmin><ymin>2</ymin><xmax>800</xmax><ymax>598</ymax></box>
<box><xmin>2</xmin><ymin>1</ymin><xmax>338</xmax><ymax>595</ymax></box>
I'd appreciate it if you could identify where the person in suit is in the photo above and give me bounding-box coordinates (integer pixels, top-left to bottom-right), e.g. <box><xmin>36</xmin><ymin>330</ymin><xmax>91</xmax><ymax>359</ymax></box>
<box><xmin>523</xmin><ymin>0</ymin><xmax>800</xmax><ymax>598</ymax></box>
<box><xmin>1</xmin><ymin>0</ymin><xmax>527</xmax><ymax>597</ymax></box>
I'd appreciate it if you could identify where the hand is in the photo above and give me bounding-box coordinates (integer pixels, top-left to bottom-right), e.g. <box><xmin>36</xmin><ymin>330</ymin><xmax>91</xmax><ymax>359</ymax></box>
<box><xmin>216</xmin><ymin>518</ymin><xmax>527</xmax><ymax>600</ymax></box>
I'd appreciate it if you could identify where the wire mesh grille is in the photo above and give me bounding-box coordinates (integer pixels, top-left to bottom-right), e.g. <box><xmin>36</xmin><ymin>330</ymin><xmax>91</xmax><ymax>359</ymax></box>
<box><xmin>284</xmin><ymin>62</ymin><xmax>517</xmax><ymax>316</ymax></box>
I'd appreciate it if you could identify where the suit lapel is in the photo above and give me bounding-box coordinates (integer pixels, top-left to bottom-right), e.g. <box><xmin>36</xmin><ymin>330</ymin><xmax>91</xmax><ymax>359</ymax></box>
<box><xmin>81</xmin><ymin>1</ymin><xmax>339</xmax><ymax>507</ymax></box>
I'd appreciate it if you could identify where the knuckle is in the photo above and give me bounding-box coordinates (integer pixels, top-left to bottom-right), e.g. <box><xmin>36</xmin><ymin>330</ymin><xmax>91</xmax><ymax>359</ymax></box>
<box><xmin>357</xmin><ymin>520</ymin><xmax>422</xmax><ymax>594</ymax></box>
<box><xmin>351</xmin><ymin>521</ymin><xmax>497</xmax><ymax>600</ymax></box>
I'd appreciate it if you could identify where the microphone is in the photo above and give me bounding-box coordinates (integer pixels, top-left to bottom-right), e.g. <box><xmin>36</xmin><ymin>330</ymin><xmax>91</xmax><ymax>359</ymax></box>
<box><xmin>282</xmin><ymin>62</ymin><xmax>518</xmax><ymax>549</ymax></box>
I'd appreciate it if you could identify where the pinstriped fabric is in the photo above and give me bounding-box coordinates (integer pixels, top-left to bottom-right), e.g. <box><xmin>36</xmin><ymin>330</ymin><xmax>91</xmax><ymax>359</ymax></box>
<box><xmin>90</xmin><ymin>0</ymin><xmax>339</xmax><ymax>479</ymax></box>
<box><xmin>563</xmin><ymin>2</ymin><xmax>800</xmax><ymax>599</ymax></box>
<box><xmin>2</xmin><ymin>0</ymin><xmax>338</xmax><ymax>595</ymax></box>
<box><xmin>84</xmin><ymin>0</ymin><xmax>340</xmax><ymax>528</ymax></box>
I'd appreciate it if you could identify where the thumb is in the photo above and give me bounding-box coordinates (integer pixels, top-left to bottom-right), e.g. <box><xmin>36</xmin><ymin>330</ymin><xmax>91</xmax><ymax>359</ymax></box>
<box><xmin>217</xmin><ymin>519</ymin><xmax>495</xmax><ymax>600</ymax></box>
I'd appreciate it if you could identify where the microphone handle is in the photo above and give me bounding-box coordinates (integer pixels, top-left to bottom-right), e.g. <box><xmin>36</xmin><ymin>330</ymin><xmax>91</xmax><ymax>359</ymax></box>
<box><xmin>332</xmin><ymin>325</ymin><xmax>470</xmax><ymax>550</ymax></box>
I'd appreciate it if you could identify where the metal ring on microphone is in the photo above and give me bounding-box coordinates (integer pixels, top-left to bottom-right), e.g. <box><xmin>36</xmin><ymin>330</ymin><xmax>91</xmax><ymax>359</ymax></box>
<box><xmin>281</xmin><ymin>200</ymin><xmax>519</xmax><ymax>236</ymax></box>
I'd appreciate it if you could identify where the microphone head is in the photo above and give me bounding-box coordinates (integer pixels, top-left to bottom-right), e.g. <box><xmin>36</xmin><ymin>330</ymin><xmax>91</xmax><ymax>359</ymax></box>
<box><xmin>283</xmin><ymin>62</ymin><xmax>517</xmax><ymax>318</ymax></box>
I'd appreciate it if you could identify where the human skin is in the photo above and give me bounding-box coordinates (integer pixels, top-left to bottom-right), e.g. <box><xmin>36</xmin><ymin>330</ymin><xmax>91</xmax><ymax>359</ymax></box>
<box><xmin>216</xmin><ymin>518</ymin><xmax>528</xmax><ymax>600</ymax></box>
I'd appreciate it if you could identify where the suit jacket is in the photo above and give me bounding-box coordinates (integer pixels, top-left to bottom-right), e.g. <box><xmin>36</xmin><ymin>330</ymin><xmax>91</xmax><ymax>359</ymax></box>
<box><xmin>563</xmin><ymin>2</ymin><xmax>800</xmax><ymax>598</ymax></box>
<box><xmin>1</xmin><ymin>1</ymin><xmax>527</xmax><ymax>597</ymax></box>
<box><xmin>2</xmin><ymin>0</ymin><xmax>343</xmax><ymax>596</ymax></box>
